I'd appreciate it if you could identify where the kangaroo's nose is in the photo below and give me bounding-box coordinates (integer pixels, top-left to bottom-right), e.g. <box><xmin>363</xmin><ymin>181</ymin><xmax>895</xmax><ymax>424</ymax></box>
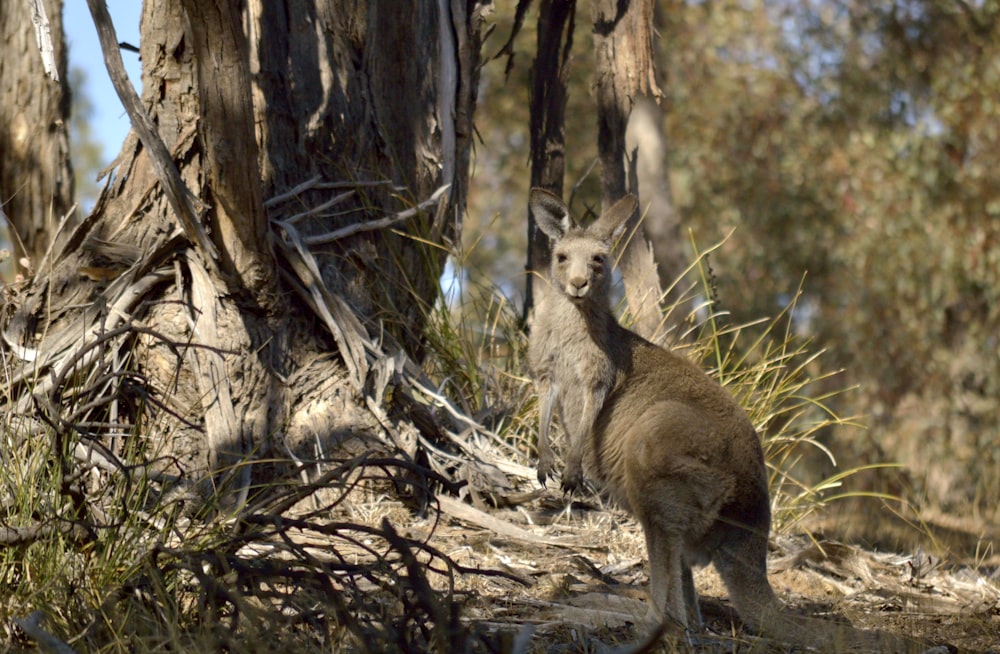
<box><xmin>568</xmin><ymin>276</ymin><xmax>589</xmax><ymax>297</ymax></box>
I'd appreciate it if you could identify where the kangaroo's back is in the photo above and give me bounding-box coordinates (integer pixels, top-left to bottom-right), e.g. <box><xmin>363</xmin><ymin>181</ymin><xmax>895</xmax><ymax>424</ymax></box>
<box><xmin>590</xmin><ymin>326</ymin><xmax>772</xmax><ymax>555</ymax></box>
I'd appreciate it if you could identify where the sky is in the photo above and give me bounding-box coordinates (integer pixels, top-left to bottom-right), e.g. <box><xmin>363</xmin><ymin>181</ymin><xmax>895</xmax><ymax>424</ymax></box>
<box><xmin>64</xmin><ymin>1</ymin><xmax>143</xmax><ymax>165</ymax></box>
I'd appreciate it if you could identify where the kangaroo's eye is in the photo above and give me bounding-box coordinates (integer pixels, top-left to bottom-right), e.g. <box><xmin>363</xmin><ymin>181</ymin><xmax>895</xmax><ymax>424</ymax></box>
<box><xmin>592</xmin><ymin>254</ymin><xmax>606</xmax><ymax>265</ymax></box>
<box><xmin>556</xmin><ymin>253</ymin><xmax>568</xmax><ymax>263</ymax></box>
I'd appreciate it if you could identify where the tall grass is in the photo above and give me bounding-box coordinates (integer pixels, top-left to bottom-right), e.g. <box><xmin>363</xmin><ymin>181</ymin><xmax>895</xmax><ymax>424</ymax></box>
<box><xmin>680</xmin><ymin>236</ymin><xmax>895</xmax><ymax>533</ymax></box>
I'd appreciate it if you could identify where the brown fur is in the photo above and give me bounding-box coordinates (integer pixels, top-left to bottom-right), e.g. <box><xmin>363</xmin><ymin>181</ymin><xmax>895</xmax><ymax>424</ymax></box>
<box><xmin>527</xmin><ymin>189</ymin><xmax>921</xmax><ymax>652</ymax></box>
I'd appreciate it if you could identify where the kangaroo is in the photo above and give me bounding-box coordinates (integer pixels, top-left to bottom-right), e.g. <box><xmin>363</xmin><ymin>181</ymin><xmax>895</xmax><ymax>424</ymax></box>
<box><xmin>527</xmin><ymin>188</ymin><xmax>920</xmax><ymax>651</ymax></box>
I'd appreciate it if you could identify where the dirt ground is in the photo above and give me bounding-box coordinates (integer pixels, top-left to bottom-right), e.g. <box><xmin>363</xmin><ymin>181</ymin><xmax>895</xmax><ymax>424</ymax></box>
<box><xmin>362</xmin><ymin>490</ymin><xmax>1000</xmax><ymax>654</ymax></box>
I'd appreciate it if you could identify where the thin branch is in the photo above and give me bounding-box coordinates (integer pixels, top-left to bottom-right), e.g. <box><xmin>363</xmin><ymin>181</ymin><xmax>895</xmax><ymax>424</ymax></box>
<box><xmin>262</xmin><ymin>175</ymin><xmax>323</xmax><ymax>208</ymax></box>
<box><xmin>0</xmin><ymin>521</ymin><xmax>93</xmax><ymax>547</ymax></box>
<box><xmin>264</xmin><ymin>178</ymin><xmax>399</xmax><ymax>209</ymax></box>
<box><xmin>283</xmin><ymin>191</ymin><xmax>356</xmax><ymax>224</ymax></box>
<box><xmin>295</xmin><ymin>184</ymin><xmax>450</xmax><ymax>246</ymax></box>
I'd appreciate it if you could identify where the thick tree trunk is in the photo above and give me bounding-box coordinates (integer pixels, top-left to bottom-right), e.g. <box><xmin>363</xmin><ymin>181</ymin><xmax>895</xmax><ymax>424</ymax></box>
<box><xmin>250</xmin><ymin>1</ymin><xmax>484</xmax><ymax>354</ymax></box>
<box><xmin>0</xmin><ymin>0</ymin><xmax>73</xmax><ymax>274</ymax></box>
<box><xmin>3</xmin><ymin>0</ymin><xmax>490</xmax><ymax>509</ymax></box>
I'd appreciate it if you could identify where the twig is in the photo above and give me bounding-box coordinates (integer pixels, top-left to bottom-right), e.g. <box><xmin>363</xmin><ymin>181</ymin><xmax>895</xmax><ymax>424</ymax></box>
<box><xmin>283</xmin><ymin>191</ymin><xmax>356</xmax><ymax>224</ymax></box>
<box><xmin>300</xmin><ymin>184</ymin><xmax>450</xmax><ymax>246</ymax></box>
<box><xmin>264</xmin><ymin>178</ymin><xmax>399</xmax><ymax>208</ymax></box>
<box><xmin>263</xmin><ymin>175</ymin><xmax>323</xmax><ymax>207</ymax></box>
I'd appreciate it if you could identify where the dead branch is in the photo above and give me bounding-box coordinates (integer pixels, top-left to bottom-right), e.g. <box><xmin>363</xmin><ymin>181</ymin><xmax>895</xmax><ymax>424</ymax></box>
<box><xmin>85</xmin><ymin>0</ymin><xmax>217</xmax><ymax>262</ymax></box>
<box><xmin>0</xmin><ymin>521</ymin><xmax>93</xmax><ymax>548</ymax></box>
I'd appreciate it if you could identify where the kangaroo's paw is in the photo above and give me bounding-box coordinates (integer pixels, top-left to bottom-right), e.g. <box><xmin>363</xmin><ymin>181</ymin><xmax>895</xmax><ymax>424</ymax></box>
<box><xmin>536</xmin><ymin>452</ymin><xmax>556</xmax><ymax>487</ymax></box>
<box><xmin>560</xmin><ymin>465</ymin><xmax>585</xmax><ymax>494</ymax></box>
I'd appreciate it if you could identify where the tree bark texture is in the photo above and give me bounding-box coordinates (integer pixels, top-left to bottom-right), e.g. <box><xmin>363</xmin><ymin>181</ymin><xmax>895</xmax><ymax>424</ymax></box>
<box><xmin>251</xmin><ymin>0</ymin><xmax>484</xmax><ymax>353</ymax></box>
<box><xmin>2</xmin><ymin>0</ymin><xmax>490</xmax><ymax>508</ymax></box>
<box><xmin>592</xmin><ymin>0</ymin><xmax>664</xmax><ymax>340</ymax></box>
<box><xmin>0</xmin><ymin>0</ymin><xmax>73</xmax><ymax>273</ymax></box>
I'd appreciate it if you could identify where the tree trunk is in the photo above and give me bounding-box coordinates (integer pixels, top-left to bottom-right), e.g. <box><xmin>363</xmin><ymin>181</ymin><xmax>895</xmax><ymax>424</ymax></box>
<box><xmin>0</xmin><ymin>0</ymin><xmax>74</xmax><ymax>274</ymax></box>
<box><xmin>626</xmin><ymin>96</ymin><xmax>687</xmax><ymax>336</ymax></box>
<box><xmin>524</xmin><ymin>0</ymin><xmax>576</xmax><ymax>319</ymax></box>
<box><xmin>3</xmin><ymin>0</ymin><xmax>490</xmax><ymax>508</ymax></box>
<box><xmin>592</xmin><ymin>0</ymin><xmax>664</xmax><ymax>340</ymax></box>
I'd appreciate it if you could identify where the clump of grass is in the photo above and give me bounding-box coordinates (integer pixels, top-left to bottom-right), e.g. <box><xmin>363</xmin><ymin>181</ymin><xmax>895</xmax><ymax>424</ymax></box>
<box><xmin>674</xmin><ymin>234</ymin><xmax>898</xmax><ymax>534</ymax></box>
<box><xmin>0</xmin><ymin>411</ymin><xmax>164</xmax><ymax>648</ymax></box>
<box><xmin>419</xmin><ymin>243</ymin><xmax>539</xmax><ymax>466</ymax></box>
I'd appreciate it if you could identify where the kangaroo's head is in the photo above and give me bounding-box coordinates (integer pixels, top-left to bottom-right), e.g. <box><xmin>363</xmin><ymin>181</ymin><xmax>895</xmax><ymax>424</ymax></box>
<box><xmin>530</xmin><ymin>189</ymin><xmax>638</xmax><ymax>305</ymax></box>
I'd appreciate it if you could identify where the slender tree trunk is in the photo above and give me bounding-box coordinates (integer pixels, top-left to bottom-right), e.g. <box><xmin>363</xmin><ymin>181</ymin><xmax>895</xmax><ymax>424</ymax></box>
<box><xmin>592</xmin><ymin>0</ymin><xmax>664</xmax><ymax>340</ymax></box>
<box><xmin>0</xmin><ymin>0</ymin><xmax>73</xmax><ymax>274</ymax></box>
<box><xmin>625</xmin><ymin>3</ymin><xmax>688</xmax><ymax>338</ymax></box>
<box><xmin>626</xmin><ymin>96</ymin><xmax>687</xmax><ymax>336</ymax></box>
<box><xmin>524</xmin><ymin>0</ymin><xmax>576</xmax><ymax>319</ymax></box>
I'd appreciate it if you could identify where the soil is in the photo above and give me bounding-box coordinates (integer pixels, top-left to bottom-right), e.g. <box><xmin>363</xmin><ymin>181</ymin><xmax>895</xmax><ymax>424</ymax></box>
<box><xmin>367</xmin><ymin>491</ymin><xmax>1000</xmax><ymax>654</ymax></box>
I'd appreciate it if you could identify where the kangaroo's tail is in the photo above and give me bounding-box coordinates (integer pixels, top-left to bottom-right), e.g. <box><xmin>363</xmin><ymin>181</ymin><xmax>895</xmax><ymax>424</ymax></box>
<box><xmin>715</xmin><ymin>544</ymin><xmax>926</xmax><ymax>652</ymax></box>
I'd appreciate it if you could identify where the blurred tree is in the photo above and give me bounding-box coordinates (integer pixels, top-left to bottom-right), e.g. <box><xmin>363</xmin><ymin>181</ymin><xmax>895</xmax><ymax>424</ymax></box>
<box><xmin>656</xmin><ymin>0</ymin><xmax>1000</xmax><ymax>526</ymax></box>
<box><xmin>68</xmin><ymin>66</ymin><xmax>105</xmax><ymax>212</ymax></box>
<box><xmin>0</xmin><ymin>0</ymin><xmax>73</xmax><ymax>274</ymax></box>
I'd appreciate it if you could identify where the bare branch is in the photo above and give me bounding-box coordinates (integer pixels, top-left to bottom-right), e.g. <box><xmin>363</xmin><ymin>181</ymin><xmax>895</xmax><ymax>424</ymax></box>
<box><xmin>297</xmin><ymin>184</ymin><xmax>451</xmax><ymax>246</ymax></box>
<box><xmin>85</xmin><ymin>0</ymin><xmax>218</xmax><ymax>263</ymax></box>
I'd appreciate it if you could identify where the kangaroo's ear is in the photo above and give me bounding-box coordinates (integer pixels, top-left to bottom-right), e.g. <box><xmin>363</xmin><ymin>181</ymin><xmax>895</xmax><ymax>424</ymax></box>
<box><xmin>530</xmin><ymin>188</ymin><xmax>574</xmax><ymax>241</ymax></box>
<box><xmin>590</xmin><ymin>194</ymin><xmax>637</xmax><ymax>243</ymax></box>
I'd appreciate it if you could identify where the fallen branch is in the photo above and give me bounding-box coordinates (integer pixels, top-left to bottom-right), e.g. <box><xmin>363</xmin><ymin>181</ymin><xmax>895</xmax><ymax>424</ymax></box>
<box><xmin>434</xmin><ymin>494</ymin><xmax>599</xmax><ymax>550</ymax></box>
<box><xmin>0</xmin><ymin>521</ymin><xmax>93</xmax><ymax>548</ymax></box>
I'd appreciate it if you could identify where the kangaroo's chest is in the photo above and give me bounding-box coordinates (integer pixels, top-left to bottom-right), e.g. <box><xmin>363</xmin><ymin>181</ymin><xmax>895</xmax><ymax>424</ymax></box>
<box><xmin>552</xmin><ymin>329</ymin><xmax>614</xmax><ymax>389</ymax></box>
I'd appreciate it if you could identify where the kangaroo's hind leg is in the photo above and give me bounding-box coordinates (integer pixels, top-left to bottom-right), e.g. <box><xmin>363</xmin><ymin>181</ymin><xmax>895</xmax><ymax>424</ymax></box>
<box><xmin>681</xmin><ymin>563</ymin><xmax>702</xmax><ymax>629</ymax></box>
<box><xmin>642</xmin><ymin>521</ymin><xmax>688</xmax><ymax>632</ymax></box>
